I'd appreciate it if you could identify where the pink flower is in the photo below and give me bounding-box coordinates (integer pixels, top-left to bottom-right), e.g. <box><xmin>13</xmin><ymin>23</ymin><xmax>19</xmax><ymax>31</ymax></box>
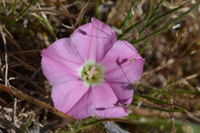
<box><xmin>41</xmin><ymin>18</ymin><xmax>144</xmax><ymax>119</ymax></box>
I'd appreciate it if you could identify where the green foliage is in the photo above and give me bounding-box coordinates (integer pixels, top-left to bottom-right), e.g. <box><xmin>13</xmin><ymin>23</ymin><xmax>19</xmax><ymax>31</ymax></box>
<box><xmin>20</xmin><ymin>115</ymin><xmax>33</xmax><ymax>133</ymax></box>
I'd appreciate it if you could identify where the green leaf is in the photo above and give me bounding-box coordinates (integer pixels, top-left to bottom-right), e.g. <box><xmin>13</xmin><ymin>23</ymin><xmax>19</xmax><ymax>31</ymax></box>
<box><xmin>32</xmin><ymin>13</ymin><xmax>56</xmax><ymax>40</ymax></box>
<box><xmin>120</xmin><ymin>1</ymin><xmax>135</xmax><ymax>30</ymax></box>
<box><xmin>20</xmin><ymin>115</ymin><xmax>33</xmax><ymax>133</ymax></box>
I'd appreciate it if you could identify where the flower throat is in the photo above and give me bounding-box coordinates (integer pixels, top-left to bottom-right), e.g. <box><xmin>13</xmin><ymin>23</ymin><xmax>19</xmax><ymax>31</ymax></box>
<box><xmin>80</xmin><ymin>61</ymin><xmax>104</xmax><ymax>85</ymax></box>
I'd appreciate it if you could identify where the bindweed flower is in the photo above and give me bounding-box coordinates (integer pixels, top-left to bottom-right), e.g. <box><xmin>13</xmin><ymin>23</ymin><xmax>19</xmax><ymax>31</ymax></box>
<box><xmin>41</xmin><ymin>18</ymin><xmax>144</xmax><ymax>119</ymax></box>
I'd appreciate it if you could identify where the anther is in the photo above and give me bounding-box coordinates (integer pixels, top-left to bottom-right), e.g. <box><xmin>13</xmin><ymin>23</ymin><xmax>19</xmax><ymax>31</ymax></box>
<box><xmin>86</xmin><ymin>66</ymin><xmax>98</xmax><ymax>80</ymax></box>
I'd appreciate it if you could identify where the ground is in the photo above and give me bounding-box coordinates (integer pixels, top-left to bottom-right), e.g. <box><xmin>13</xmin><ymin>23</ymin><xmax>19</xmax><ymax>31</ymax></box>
<box><xmin>0</xmin><ymin>0</ymin><xmax>200</xmax><ymax>133</ymax></box>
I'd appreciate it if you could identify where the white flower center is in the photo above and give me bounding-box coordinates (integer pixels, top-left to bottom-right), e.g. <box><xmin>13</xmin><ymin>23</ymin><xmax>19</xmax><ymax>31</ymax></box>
<box><xmin>79</xmin><ymin>60</ymin><xmax>104</xmax><ymax>85</ymax></box>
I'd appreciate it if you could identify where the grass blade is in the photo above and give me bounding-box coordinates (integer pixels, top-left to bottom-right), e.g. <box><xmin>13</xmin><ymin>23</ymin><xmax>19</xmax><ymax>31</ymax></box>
<box><xmin>132</xmin><ymin>1</ymin><xmax>200</xmax><ymax>44</ymax></box>
<box><xmin>139</xmin><ymin>5</ymin><xmax>183</xmax><ymax>34</ymax></box>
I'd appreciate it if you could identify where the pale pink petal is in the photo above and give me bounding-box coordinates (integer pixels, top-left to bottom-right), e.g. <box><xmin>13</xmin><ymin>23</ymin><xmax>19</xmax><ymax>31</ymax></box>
<box><xmin>51</xmin><ymin>80</ymin><xmax>89</xmax><ymax>114</ymax></box>
<box><xmin>106</xmin><ymin>81</ymin><xmax>134</xmax><ymax>105</ymax></box>
<box><xmin>42</xmin><ymin>38</ymin><xmax>83</xmax><ymax>64</ymax></box>
<box><xmin>41</xmin><ymin>56</ymin><xmax>77</xmax><ymax>85</ymax></box>
<box><xmin>70</xmin><ymin>18</ymin><xmax>116</xmax><ymax>61</ymax></box>
<box><xmin>101</xmin><ymin>40</ymin><xmax>144</xmax><ymax>83</ymax></box>
<box><xmin>68</xmin><ymin>83</ymin><xmax>127</xmax><ymax>119</ymax></box>
<box><xmin>41</xmin><ymin>38</ymin><xmax>82</xmax><ymax>85</ymax></box>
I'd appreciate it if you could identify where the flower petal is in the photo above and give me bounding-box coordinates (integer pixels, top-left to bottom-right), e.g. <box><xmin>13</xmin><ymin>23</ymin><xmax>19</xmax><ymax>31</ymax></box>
<box><xmin>51</xmin><ymin>80</ymin><xmax>89</xmax><ymax>114</ymax></box>
<box><xmin>70</xmin><ymin>18</ymin><xmax>116</xmax><ymax>61</ymax></box>
<box><xmin>68</xmin><ymin>83</ymin><xmax>127</xmax><ymax>119</ymax></box>
<box><xmin>41</xmin><ymin>56</ymin><xmax>77</xmax><ymax>85</ymax></box>
<box><xmin>106</xmin><ymin>81</ymin><xmax>134</xmax><ymax>105</ymax></box>
<box><xmin>41</xmin><ymin>38</ymin><xmax>82</xmax><ymax>85</ymax></box>
<box><xmin>101</xmin><ymin>40</ymin><xmax>144</xmax><ymax>83</ymax></box>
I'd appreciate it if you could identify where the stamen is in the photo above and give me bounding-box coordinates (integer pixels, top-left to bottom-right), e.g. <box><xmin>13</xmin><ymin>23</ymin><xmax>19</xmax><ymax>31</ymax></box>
<box><xmin>86</xmin><ymin>66</ymin><xmax>98</xmax><ymax>79</ymax></box>
<box><xmin>80</xmin><ymin>61</ymin><xmax>104</xmax><ymax>85</ymax></box>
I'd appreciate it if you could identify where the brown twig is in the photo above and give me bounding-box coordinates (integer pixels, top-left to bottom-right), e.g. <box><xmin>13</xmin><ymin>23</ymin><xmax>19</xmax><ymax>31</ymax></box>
<box><xmin>0</xmin><ymin>84</ymin><xmax>75</xmax><ymax>123</ymax></box>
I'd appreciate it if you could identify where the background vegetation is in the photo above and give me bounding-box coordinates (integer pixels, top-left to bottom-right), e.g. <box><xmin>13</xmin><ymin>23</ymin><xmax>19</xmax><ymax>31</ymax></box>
<box><xmin>0</xmin><ymin>0</ymin><xmax>200</xmax><ymax>132</ymax></box>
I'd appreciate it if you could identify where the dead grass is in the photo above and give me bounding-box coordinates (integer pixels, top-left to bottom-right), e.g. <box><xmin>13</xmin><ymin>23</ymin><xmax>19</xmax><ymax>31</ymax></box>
<box><xmin>0</xmin><ymin>0</ymin><xmax>200</xmax><ymax>132</ymax></box>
